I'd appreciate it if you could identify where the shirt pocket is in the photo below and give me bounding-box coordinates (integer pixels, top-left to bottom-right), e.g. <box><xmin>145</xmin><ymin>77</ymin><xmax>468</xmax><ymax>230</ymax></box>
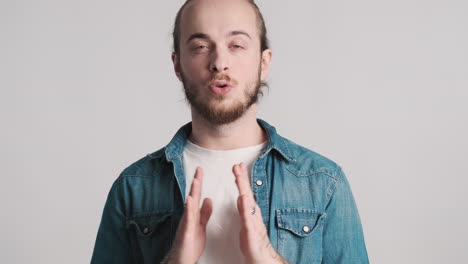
<box><xmin>276</xmin><ymin>208</ymin><xmax>326</xmax><ymax>264</ymax></box>
<box><xmin>126</xmin><ymin>211</ymin><xmax>174</xmax><ymax>264</ymax></box>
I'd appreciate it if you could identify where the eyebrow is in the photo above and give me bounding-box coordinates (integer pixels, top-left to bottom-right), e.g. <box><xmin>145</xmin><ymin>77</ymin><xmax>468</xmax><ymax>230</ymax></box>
<box><xmin>230</xmin><ymin>30</ymin><xmax>251</xmax><ymax>39</ymax></box>
<box><xmin>186</xmin><ymin>30</ymin><xmax>252</xmax><ymax>44</ymax></box>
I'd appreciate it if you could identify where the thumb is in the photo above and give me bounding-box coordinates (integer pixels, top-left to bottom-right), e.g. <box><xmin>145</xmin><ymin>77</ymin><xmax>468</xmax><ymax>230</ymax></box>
<box><xmin>199</xmin><ymin>197</ymin><xmax>213</xmax><ymax>227</ymax></box>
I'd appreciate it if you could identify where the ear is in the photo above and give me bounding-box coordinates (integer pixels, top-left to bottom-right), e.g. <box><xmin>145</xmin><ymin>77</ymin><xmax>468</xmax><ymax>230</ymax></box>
<box><xmin>260</xmin><ymin>49</ymin><xmax>272</xmax><ymax>81</ymax></box>
<box><xmin>172</xmin><ymin>52</ymin><xmax>182</xmax><ymax>81</ymax></box>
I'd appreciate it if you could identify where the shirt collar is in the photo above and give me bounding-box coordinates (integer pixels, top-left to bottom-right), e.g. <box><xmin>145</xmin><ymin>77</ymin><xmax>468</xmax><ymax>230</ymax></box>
<box><xmin>164</xmin><ymin>119</ymin><xmax>296</xmax><ymax>162</ymax></box>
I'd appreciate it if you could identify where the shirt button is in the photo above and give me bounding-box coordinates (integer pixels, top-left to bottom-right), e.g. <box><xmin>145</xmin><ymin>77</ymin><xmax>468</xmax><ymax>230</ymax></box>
<box><xmin>302</xmin><ymin>226</ymin><xmax>310</xmax><ymax>233</ymax></box>
<box><xmin>256</xmin><ymin>180</ymin><xmax>263</xmax><ymax>186</ymax></box>
<box><xmin>143</xmin><ymin>227</ymin><xmax>149</xmax><ymax>234</ymax></box>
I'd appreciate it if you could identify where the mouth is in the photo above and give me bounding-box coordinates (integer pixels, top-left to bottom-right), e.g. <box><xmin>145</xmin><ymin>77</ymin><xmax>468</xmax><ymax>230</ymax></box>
<box><xmin>209</xmin><ymin>80</ymin><xmax>233</xmax><ymax>95</ymax></box>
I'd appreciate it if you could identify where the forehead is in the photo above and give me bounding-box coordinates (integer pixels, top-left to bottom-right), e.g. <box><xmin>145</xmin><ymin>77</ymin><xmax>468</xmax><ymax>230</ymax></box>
<box><xmin>180</xmin><ymin>0</ymin><xmax>259</xmax><ymax>41</ymax></box>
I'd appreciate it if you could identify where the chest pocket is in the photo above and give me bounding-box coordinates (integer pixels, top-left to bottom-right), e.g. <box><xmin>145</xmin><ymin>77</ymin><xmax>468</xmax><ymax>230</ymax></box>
<box><xmin>276</xmin><ymin>209</ymin><xmax>325</xmax><ymax>263</ymax></box>
<box><xmin>126</xmin><ymin>211</ymin><xmax>174</xmax><ymax>264</ymax></box>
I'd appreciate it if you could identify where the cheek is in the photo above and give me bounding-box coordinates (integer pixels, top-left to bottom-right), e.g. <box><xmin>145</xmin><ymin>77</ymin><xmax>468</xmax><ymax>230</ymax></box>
<box><xmin>233</xmin><ymin>48</ymin><xmax>261</xmax><ymax>69</ymax></box>
<box><xmin>180</xmin><ymin>57</ymin><xmax>209</xmax><ymax>80</ymax></box>
<box><xmin>233</xmin><ymin>57</ymin><xmax>261</xmax><ymax>81</ymax></box>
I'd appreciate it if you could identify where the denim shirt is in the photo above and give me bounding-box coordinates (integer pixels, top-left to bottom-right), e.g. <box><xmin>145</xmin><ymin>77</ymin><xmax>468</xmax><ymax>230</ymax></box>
<box><xmin>91</xmin><ymin>119</ymin><xmax>369</xmax><ymax>264</ymax></box>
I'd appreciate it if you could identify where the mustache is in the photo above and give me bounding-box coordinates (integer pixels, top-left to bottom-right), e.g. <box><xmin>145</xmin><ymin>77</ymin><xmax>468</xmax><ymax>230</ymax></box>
<box><xmin>209</xmin><ymin>74</ymin><xmax>238</xmax><ymax>85</ymax></box>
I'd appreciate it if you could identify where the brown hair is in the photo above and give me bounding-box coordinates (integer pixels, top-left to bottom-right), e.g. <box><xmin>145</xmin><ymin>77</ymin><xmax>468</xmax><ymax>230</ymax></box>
<box><xmin>172</xmin><ymin>0</ymin><xmax>270</xmax><ymax>55</ymax></box>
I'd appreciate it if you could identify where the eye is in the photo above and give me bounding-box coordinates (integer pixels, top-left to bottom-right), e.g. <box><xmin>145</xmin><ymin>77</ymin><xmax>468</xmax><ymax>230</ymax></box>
<box><xmin>232</xmin><ymin>44</ymin><xmax>244</xmax><ymax>49</ymax></box>
<box><xmin>191</xmin><ymin>43</ymin><xmax>210</xmax><ymax>53</ymax></box>
<box><xmin>195</xmin><ymin>45</ymin><xmax>207</xmax><ymax>50</ymax></box>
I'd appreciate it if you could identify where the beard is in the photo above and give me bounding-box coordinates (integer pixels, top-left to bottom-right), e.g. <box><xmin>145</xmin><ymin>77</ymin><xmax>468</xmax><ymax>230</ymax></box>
<box><xmin>181</xmin><ymin>66</ymin><xmax>263</xmax><ymax>125</ymax></box>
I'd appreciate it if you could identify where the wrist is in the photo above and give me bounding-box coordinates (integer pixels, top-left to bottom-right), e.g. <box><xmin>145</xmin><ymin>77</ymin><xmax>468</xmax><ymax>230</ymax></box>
<box><xmin>252</xmin><ymin>248</ymin><xmax>289</xmax><ymax>264</ymax></box>
<box><xmin>160</xmin><ymin>249</ymin><xmax>183</xmax><ymax>264</ymax></box>
<box><xmin>160</xmin><ymin>251</ymin><xmax>197</xmax><ymax>264</ymax></box>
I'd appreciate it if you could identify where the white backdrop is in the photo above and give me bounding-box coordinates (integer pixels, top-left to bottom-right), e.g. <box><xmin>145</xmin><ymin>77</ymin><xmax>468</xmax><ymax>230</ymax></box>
<box><xmin>1</xmin><ymin>0</ymin><xmax>467</xmax><ymax>263</ymax></box>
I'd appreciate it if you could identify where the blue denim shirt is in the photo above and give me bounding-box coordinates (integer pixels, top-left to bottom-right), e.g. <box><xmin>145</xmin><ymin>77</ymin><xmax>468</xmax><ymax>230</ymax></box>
<box><xmin>91</xmin><ymin>119</ymin><xmax>369</xmax><ymax>264</ymax></box>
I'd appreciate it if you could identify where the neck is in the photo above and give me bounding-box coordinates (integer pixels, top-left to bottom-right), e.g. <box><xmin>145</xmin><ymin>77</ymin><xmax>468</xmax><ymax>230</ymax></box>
<box><xmin>188</xmin><ymin>105</ymin><xmax>267</xmax><ymax>150</ymax></box>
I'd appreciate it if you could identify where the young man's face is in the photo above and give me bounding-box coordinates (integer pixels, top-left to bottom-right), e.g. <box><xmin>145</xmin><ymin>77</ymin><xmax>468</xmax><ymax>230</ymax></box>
<box><xmin>172</xmin><ymin>0</ymin><xmax>271</xmax><ymax>125</ymax></box>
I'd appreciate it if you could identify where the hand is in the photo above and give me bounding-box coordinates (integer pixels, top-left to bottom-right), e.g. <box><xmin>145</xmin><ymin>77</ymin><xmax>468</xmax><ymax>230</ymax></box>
<box><xmin>162</xmin><ymin>167</ymin><xmax>213</xmax><ymax>264</ymax></box>
<box><xmin>232</xmin><ymin>162</ymin><xmax>289</xmax><ymax>264</ymax></box>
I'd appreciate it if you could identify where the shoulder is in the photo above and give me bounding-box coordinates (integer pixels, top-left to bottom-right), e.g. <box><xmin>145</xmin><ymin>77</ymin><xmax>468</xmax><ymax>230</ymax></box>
<box><xmin>281</xmin><ymin>137</ymin><xmax>343</xmax><ymax>181</ymax></box>
<box><xmin>117</xmin><ymin>147</ymin><xmax>167</xmax><ymax>180</ymax></box>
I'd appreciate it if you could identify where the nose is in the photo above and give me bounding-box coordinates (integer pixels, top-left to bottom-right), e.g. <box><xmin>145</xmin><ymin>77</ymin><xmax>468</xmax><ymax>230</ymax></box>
<box><xmin>209</xmin><ymin>47</ymin><xmax>229</xmax><ymax>73</ymax></box>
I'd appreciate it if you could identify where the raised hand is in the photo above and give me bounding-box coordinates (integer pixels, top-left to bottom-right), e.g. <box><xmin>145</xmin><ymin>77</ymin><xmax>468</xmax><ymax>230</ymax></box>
<box><xmin>232</xmin><ymin>162</ymin><xmax>289</xmax><ymax>264</ymax></box>
<box><xmin>162</xmin><ymin>167</ymin><xmax>213</xmax><ymax>264</ymax></box>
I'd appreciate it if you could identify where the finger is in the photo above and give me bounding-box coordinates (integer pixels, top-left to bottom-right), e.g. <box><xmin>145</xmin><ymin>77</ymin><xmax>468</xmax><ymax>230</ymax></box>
<box><xmin>199</xmin><ymin>198</ymin><xmax>213</xmax><ymax>227</ymax></box>
<box><xmin>189</xmin><ymin>167</ymin><xmax>204</xmax><ymax>206</ymax></box>
<box><xmin>184</xmin><ymin>195</ymin><xmax>194</xmax><ymax>229</ymax></box>
<box><xmin>178</xmin><ymin>195</ymin><xmax>190</xmax><ymax>229</ymax></box>
<box><xmin>233</xmin><ymin>163</ymin><xmax>253</xmax><ymax>198</ymax></box>
<box><xmin>237</xmin><ymin>194</ymin><xmax>255</xmax><ymax>231</ymax></box>
<box><xmin>251</xmin><ymin>203</ymin><xmax>264</xmax><ymax>229</ymax></box>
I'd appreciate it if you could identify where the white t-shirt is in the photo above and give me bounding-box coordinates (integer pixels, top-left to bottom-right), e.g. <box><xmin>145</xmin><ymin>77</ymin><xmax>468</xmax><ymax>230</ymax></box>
<box><xmin>183</xmin><ymin>140</ymin><xmax>267</xmax><ymax>264</ymax></box>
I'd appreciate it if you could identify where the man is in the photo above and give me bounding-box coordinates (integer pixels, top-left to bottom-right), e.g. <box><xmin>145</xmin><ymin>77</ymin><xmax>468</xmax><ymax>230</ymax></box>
<box><xmin>91</xmin><ymin>0</ymin><xmax>369</xmax><ymax>263</ymax></box>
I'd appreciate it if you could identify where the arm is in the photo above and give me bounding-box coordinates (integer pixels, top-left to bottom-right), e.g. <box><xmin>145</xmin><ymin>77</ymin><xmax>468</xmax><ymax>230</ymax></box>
<box><xmin>322</xmin><ymin>168</ymin><xmax>369</xmax><ymax>263</ymax></box>
<box><xmin>91</xmin><ymin>179</ymin><xmax>133</xmax><ymax>264</ymax></box>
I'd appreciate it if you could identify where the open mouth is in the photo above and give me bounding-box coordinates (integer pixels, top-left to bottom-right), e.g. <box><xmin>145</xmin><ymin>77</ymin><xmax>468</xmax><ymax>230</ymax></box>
<box><xmin>210</xmin><ymin>80</ymin><xmax>232</xmax><ymax>95</ymax></box>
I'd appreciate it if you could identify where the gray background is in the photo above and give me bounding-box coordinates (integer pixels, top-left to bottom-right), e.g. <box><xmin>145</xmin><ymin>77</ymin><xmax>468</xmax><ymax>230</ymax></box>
<box><xmin>2</xmin><ymin>0</ymin><xmax>467</xmax><ymax>263</ymax></box>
